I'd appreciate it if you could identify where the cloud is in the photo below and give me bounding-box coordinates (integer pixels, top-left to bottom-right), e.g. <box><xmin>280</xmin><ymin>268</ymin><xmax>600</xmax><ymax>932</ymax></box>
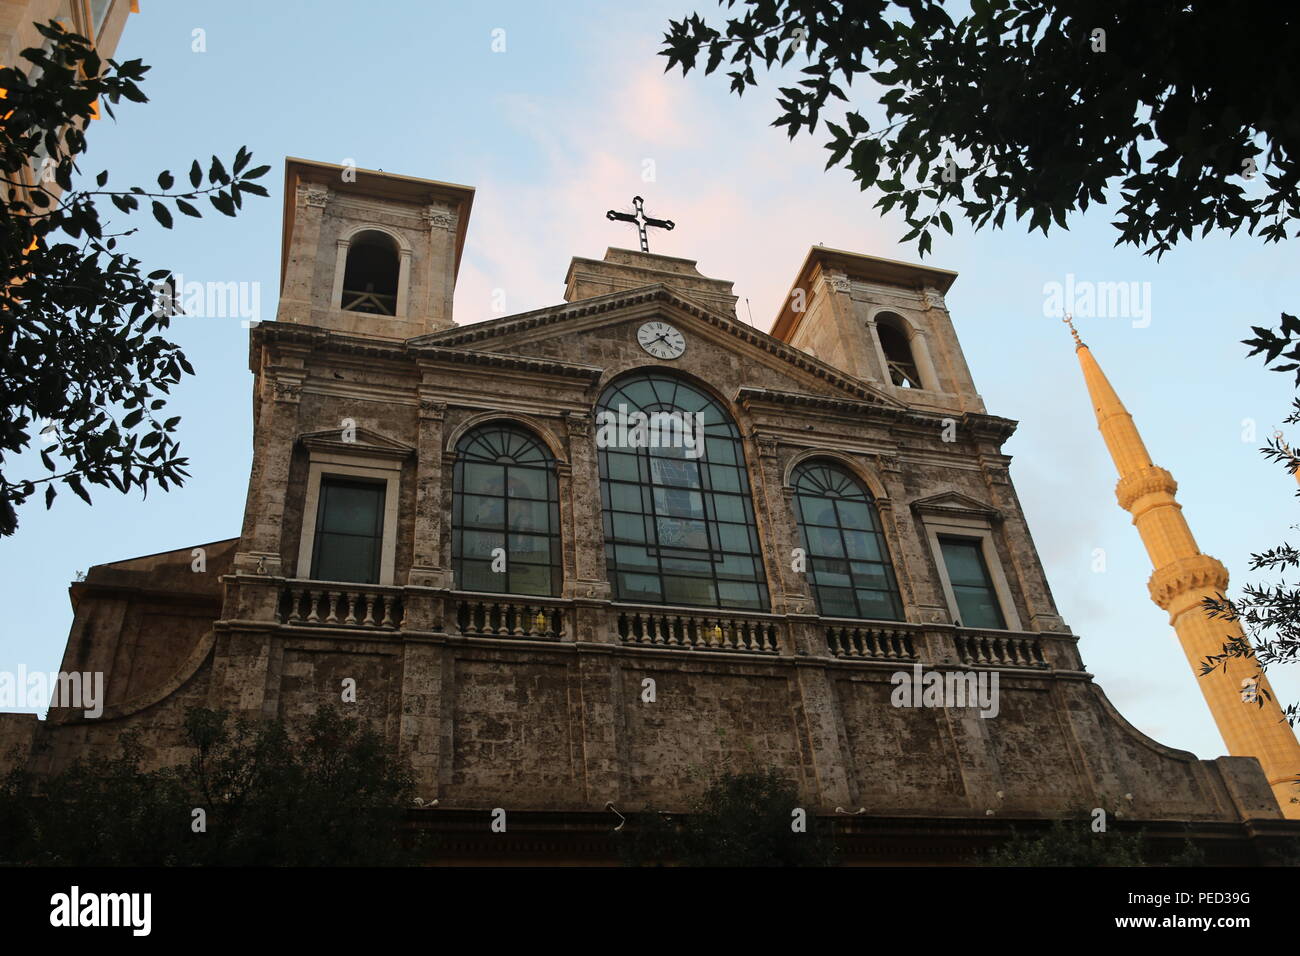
<box><xmin>453</xmin><ymin>57</ymin><xmax>899</xmax><ymax>331</ymax></box>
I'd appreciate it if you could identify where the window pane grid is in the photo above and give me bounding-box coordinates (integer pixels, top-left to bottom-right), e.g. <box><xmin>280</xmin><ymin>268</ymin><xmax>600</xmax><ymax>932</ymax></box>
<box><xmin>939</xmin><ymin>537</ymin><xmax>1006</xmax><ymax>629</ymax></box>
<box><xmin>311</xmin><ymin>476</ymin><xmax>385</xmax><ymax>585</ymax></box>
<box><xmin>792</xmin><ymin>462</ymin><xmax>903</xmax><ymax>621</ymax></box>
<box><xmin>598</xmin><ymin>373</ymin><xmax>769</xmax><ymax>611</ymax></box>
<box><xmin>452</xmin><ymin>425</ymin><xmax>561</xmax><ymax>597</ymax></box>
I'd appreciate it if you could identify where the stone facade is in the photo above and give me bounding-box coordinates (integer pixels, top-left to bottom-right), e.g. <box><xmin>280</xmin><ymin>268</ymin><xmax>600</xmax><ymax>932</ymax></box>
<box><xmin>4</xmin><ymin>158</ymin><xmax>1297</xmax><ymax>863</ymax></box>
<box><xmin>0</xmin><ymin>0</ymin><xmax>132</xmax><ymax>75</ymax></box>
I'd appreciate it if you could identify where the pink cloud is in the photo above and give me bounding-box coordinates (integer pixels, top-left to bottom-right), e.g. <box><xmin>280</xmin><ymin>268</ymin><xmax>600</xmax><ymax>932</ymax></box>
<box><xmin>453</xmin><ymin>52</ymin><xmax>904</xmax><ymax>333</ymax></box>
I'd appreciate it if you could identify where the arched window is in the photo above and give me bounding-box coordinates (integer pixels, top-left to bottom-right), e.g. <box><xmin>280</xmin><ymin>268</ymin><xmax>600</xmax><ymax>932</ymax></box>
<box><xmin>452</xmin><ymin>424</ymin><xmax>561</xmax><ymax>596</ymax></box>
<box><xmin>341</xmin><ymin>230</ymin><xmax>400</xmax><ymax>315</ymax></box>
<box><xmin>875</xmin><ymin>314</ymin><xmax>922</xmax><ymax>388</ymax></box>
<box><xmin>791</xmin><ymin>460</ymin><xmax>903</xmax><ymax>620</ymax></box>
<box><xmin>596</xmin><ymin>372</ymin><xmax>769</xmax><ymax>611</ymax></box>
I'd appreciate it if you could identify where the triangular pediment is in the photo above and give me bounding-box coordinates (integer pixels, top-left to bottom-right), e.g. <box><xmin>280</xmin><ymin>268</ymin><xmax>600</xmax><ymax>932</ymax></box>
<box><xmin>297</xmin><ymin>426</ymin><xmax>414</xmax><ymax>460</ymax></box>
<box><xmin>910</xmin><ymin>492</ymin><xmax>1002</xmax><ymax>521</ymax></box>
<box><xmin>410</xmin><ymin>284</ymin><xmax>905</xmax><ymax>408</ymax></box>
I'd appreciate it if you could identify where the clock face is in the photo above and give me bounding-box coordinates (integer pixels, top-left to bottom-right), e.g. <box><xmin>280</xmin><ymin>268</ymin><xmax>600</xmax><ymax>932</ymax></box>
<box><xmin>637</xmin><ymin>321</ymin><xmax>686</xmax><ymax>360</ymax></box>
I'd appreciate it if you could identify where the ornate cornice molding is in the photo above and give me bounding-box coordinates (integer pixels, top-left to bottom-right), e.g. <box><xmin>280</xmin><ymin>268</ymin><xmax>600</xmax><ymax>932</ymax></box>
<box><xmin>415</xmin><ymin>346</ymin><xmax>604</xmax><ymax>380</ymax></box>
<box><xmin>736</xmin><ymin>386</ymin><xmax>900</xmax><ymax>418</ymax></box>
<box><xmin>253</xmin><ymin>323</ymin><xmax>406</xmax><ymax>360</ymax></box>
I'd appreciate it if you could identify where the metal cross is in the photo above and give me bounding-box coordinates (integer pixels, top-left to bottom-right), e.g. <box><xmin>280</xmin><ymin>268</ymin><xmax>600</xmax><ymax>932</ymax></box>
<box><xmin>606</xmin><ymin>195</ymin><xmax>674</xmax><ymax>253</ymax></box>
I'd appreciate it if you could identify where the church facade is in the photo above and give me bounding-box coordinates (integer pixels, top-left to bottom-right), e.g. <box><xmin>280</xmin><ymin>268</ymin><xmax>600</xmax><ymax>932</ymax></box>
<box><xmin>3</xmin><ymin>158</ymin><xmax>1296</xmax><ymax>863</ymax></box>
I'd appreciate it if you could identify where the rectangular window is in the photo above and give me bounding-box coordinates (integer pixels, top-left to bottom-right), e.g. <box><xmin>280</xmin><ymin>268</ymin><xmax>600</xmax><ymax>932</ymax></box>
<box><xmin>310</xmin><ymin>476</ymin><xmax>385</xmax><ymax>584</ymax></box>
<box><xmin>939</xmin><ymin>536</ymin><xmax>1007</xmax><ymax>630</ymax></box>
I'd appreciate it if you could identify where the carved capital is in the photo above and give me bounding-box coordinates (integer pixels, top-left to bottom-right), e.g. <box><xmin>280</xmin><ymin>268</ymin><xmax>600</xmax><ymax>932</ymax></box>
<box><xmin>424</xmin><ymin>205</ymin><xmax>457</xmax><ymax>230</ymax></box>
<box><xmin>752</xmin><ymin>432</ymin><xmax>780</xmax><ymax>459</ymax></box>
<box><xmin>418</xmin><ymin>399</ymin><xmax>447</xmax><ymax>421</ymax></box>
<box><xmin>272</xmin><ymin>380</ymin><xmax>302</xmax><ymax>403</ymax></box>
<box><xmin>564</xmin><ymin>410</ymin><xmax>592</xmax><ymax>437</ymax></box>
<box><xmin>1147</xmin><ymin>554</ymin><xmax>1229</xmax><ymax>610</ymax></box>
<box><xmin>819</xmin><ymin>271</ymin><xmax>851</xmax><ymax>294</ymax></box>
<box><xmin>1116</xmin><ymin>465</ymin><xmax>1178</xmax><ymax>511</ymax></box>
<box><xmin>298</xmin><ymin>184</ymin><xmax>329</xmax><ymax>209</ymax></box>
<box><xmin>922</xmin><ymin>287</ymin><xmax>947</xmax><ymax>310</ymax></box>
<box><xmin>984</xmin><ymin>464</ymin><xmax>1011</xmax><ymax>486</ymax></box>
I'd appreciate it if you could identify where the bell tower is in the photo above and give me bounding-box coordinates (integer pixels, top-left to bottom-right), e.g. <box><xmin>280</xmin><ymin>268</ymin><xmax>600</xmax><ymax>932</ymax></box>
<box><xmin>275</xmin><ymin>157</ymin><xmax>474</xmax><ymax>339</ymax></box>
<box><xmin>769</xmin><ymin>246</ymin><xmax>985</xmax><ymax>415</ymax></box>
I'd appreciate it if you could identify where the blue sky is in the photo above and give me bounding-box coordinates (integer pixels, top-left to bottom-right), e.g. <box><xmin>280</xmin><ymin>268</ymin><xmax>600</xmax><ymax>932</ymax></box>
<box><xmin>3</xmin><ymin>0</ymin><xmax>1298</xmax><ymax>763</ymax></box>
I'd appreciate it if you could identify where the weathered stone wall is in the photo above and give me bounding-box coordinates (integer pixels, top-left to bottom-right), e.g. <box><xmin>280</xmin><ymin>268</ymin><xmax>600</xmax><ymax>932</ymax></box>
<box><xmin>10</xmin><ymin>612</ymin><xmax>1279</xmax><ymax>828</ymax></box>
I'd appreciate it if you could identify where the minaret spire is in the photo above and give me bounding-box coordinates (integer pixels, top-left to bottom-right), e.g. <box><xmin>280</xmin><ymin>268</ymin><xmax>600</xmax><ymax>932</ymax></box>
<box><xmin>1070</xmin><ymin>320</ymin><xmax>1300</xmax><ymax>817</ymax></box>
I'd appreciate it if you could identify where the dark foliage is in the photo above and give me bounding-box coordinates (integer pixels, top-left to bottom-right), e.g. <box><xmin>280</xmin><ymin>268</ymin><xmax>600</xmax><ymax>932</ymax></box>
<box><xmin>617</xmin><ymin>768</ymin><xmax>840</xmax><ymax>866</ymax></box>
<box><xmin>0</xmin><ymin>21</ymin><xmax>269</xmax><ymax>535</ymax></box>
<box><xmin>0</xmin><ymin>706</ymin><xmax>426</xmax><ymax>866</ymax></box>
<box><xmin>661</xmin><ymin>1</ymin><xmax>1299</xmax><ymax>260</ymax></box>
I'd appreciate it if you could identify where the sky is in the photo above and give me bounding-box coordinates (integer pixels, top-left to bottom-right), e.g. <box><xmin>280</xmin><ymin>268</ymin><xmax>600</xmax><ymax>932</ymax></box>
<box><xmin>3</xmin><ymin>0</ymin><xmax>1299</xmax><ymax>764</ymax></box>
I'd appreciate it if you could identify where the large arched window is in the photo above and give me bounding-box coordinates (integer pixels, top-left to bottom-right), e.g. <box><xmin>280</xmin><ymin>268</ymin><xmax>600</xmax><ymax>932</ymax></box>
<box><xmin>341</xmin><ymin>230</ymin><xmax>400</xmax><ymax>315</ymax></box>
<box><xmin>791</xmin><ymin>460</ymin><xmax>903</xmax><ymax>620</ymax></box>
<box><xmin>452</xmin><ymin>424</ymin><xmax>561</xmax><ymax>596</ymax></box>
<box><xmin>596</xmin><ymin>372</ymin><xmax>769</xmax><ymax>611</ymax></box>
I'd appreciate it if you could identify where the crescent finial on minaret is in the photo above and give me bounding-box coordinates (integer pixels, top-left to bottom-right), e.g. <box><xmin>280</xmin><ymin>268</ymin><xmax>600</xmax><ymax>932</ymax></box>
<box><xmin>1063</xmin><ymin>313</ymin><xmax>1083</xmax><ymax>348</ymax></box>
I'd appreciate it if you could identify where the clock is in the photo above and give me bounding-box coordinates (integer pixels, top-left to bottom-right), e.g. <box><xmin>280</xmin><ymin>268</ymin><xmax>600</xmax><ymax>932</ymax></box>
<box><xmin>637</xmin><ymin>321</ymin><xmax>686</xmax><ymax>360</ymax></box>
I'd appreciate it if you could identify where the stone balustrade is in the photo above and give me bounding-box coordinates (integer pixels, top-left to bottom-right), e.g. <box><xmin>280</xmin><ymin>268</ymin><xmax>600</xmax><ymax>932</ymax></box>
<box><xmin>269</xmin><ymin>577</ymin><xmax>1056</xmax><ymax>671</ymax></box>
<box><xmin>279</xmin><ymin>582</ymin><xmax>404</xmax><ymax>629</ymax></box>
<box><xmin>824</xmin><ymin>621</ymin><xmax>919</xmax><ymax>661</ymax></box>
<box><xmin>613</xmin><ymin>606</ymin><xmax>781</xmax><ymax>654</ymax></box>
<box><xmin>953</xmin><ymin>630</ymin><xmax>1047</xmax><ymax>668</ymax></box>
<box><xmin>452</xmin><ymin>594</ymin><xmax>566</xmax><ymax>641</ymax></box>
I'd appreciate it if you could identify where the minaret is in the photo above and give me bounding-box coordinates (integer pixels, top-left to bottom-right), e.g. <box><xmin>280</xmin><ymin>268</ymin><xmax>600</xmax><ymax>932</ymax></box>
<box><xmin>1068</xmin><ymin>317</ymin><xmax>1300</xmax><ymax>818</ymax></box>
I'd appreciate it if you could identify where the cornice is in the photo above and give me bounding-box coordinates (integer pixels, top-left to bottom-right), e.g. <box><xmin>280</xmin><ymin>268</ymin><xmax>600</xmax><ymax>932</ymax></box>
<box><xmin>736</xmin><ymin>385</ymin><xmax>901</xmax><ymax>418</ymax></box>
<box><xmin>412</xmin><ymin>346</ymin><xmax>604</xmax><ymax>381</ymax></box>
